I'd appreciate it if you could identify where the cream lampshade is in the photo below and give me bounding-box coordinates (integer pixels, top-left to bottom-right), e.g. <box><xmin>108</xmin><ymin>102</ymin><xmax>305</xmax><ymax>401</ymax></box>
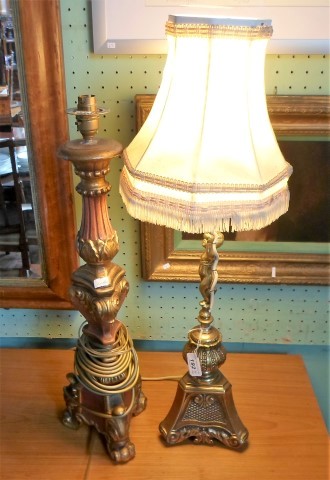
<box><xmin>120</xmin><ymin>15</ymin><xmax>293</xmax><ymax>449</ymax></box>
<box><xmin>120</xmin><ymin>15</ymin><xmax>292</xmax><ymax>234</ymax></box>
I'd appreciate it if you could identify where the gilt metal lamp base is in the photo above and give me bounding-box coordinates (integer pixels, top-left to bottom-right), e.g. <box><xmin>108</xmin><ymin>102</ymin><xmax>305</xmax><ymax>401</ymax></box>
<box><xmin>160</xmin><ymin>232</ymin><xmax>248</xmax><ymax>450</ymax></box>
<box><xmin>159</xmin><ymin>368</ymin><xmax>248</xmax><ymax>449</ymax></box>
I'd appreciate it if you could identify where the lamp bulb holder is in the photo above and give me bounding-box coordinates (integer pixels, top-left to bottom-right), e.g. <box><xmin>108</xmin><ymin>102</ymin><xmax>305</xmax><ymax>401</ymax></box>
<box><xmin>67</xmin><ymin>94</ymin><xmax>109</xmax><ymax>143</ymax></box>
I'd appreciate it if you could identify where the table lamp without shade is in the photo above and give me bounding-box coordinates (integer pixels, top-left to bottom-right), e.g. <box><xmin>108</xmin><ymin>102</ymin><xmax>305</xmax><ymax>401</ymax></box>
<box><xmin>120</xmin><ymin>15</ymin><xmax>292</xmax><ymax>449</ymax></box>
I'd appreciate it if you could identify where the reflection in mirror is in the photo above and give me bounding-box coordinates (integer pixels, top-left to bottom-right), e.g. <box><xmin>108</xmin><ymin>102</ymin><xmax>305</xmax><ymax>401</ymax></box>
<box><xmin>0</xmin><ymin>0</ymin><xmax>77</xmax><ymax>309</ymax></box>
<box><xmin>0</xmin><ymin>1</ymin><xmax>40</xmax><ymax>278</ymax></box>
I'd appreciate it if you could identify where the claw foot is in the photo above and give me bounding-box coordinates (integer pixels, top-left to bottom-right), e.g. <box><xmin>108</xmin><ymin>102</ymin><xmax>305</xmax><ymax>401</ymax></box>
<box><xmin>62</xmin><ymin>374</ymin><xmax>82</xmax><ymax>430</ymax></box>
<box><xmin>62</xmin><ymin>408</ymin><xmax>82</xmax><ymax>430</ymax></box>
<box><xmin>108</xmin><ymin>441</ymin><xmax>136</xmax><ymax>463</ymax></box>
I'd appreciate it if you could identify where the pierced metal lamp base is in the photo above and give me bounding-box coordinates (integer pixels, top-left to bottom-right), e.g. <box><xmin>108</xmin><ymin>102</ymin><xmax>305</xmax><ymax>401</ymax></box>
<box><xmin>159</xmin><ymin>370</ymin><xmax>248</xmax><ymax>449</ymax></box>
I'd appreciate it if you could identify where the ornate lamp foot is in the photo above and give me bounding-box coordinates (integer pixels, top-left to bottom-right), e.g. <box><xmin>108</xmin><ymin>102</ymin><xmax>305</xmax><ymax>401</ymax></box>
<box><xmin>62</xmin><ymin>367</ymin><xmax>146</xmax><ymax>463</ymax></box>
<box><xmin>159</xmin><ymin>371</ymin><xmax>247</xmax><ymax>449</ymax></box>
<box><xmin>62</xmin><ymin>373</ymin><xmax>83</xmax><ymax>430</ymax></box>
<box><xmin>62</xmin><ymin>327</ymin><xmax>147</xmax><ymax>463</ymax></box>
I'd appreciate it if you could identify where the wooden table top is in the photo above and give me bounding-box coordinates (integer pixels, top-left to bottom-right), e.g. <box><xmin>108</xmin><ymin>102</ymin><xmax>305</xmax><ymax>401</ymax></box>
<box><xmin>0</xmin><ymin>349</ymin><xmax>328</xmax><ymax>480</ymax></box>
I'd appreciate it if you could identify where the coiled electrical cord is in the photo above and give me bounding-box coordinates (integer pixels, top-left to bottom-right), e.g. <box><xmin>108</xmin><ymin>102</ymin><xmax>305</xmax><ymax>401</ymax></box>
<box><xmin>74</xmin><ymin>322</ymin><xmax>140</xmax><ymax>397</ymax></box>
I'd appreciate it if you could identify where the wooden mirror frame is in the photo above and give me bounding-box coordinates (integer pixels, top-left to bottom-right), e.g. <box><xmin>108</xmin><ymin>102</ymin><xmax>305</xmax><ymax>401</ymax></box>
<box><xmin>136</xmin><ymin>94</ymin><xmax>330</xmax><ymax>285</ymax></box>
<box><xmin>0</xmin><ymin>0</ymin><xmax>78</xmax><ymax>308</ymax></box>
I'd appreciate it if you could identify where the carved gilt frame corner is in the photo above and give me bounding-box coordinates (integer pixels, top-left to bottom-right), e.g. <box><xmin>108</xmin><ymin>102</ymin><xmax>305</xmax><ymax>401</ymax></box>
<box><xmin>136</xmin><ymin>94</ymin><xmax>330</xmax><ymax>285</ymax></box>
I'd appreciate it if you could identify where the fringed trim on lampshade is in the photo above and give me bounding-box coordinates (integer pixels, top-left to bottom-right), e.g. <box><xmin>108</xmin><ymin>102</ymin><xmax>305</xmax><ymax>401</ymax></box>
<box><xmin>119</xmin><ymin>167</ymin><xmax>290</xmax><ymax>234</ymax></box>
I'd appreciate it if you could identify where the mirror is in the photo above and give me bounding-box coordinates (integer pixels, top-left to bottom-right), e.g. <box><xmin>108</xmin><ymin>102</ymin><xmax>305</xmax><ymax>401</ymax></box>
<box><xmin>0</xmin><ymin>0</ymin><xmax>78</xmax><ymax>308</ymax></box>
<box><xmin>0</xmin><ymin>3</ymin><xmax>41</xmax><ymax>279</ymax></box>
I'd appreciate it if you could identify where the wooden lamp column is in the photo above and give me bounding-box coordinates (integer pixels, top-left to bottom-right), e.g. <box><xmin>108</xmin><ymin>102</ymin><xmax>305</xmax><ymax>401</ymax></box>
<box><xmin>58</xmin><ymin>95</ymin><xmax>146</xmax><ymax>463</ymax></box>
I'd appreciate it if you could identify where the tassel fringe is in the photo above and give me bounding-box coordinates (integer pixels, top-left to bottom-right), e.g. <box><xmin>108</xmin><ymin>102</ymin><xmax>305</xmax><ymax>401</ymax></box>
<box><xmin>119</xmin><ymin>170</ymin><xmax>290</xmax><ymax>234</ymax></box>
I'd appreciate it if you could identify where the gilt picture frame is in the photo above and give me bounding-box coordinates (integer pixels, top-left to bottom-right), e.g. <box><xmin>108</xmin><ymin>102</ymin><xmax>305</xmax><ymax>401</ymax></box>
<box><xmin>136</xmin><ymin>94</ymin><xmax>330</xmax><ymax>285</ymax></box>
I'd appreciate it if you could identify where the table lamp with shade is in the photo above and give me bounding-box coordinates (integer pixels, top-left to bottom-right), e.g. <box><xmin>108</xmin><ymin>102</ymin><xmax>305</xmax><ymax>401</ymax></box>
<box><xmin>120</xmin><ymin>15</ymin><xmax>293</xmax><ymax>449</ymax></box>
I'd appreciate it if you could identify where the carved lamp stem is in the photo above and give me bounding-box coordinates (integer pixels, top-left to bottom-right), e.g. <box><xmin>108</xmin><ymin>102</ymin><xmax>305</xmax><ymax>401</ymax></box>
<box><xmin>58</xmin><ymin>95</ymin><xmax>146</xmax><ymax>463</ymax></box>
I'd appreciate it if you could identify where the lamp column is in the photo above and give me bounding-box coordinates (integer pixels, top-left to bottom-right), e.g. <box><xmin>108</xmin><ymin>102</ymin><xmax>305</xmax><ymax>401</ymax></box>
<box><xmin>58</xmin><ymin>95</ymin><xmax>146</xmax><ymax>463</ymax></box>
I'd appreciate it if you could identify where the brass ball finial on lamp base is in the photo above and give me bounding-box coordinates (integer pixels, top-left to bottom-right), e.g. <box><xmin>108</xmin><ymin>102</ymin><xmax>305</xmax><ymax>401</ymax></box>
<box><xmin>58</xmin><ymin>95</ymin><xmax>146</xmax><ymax>463</ymax></box>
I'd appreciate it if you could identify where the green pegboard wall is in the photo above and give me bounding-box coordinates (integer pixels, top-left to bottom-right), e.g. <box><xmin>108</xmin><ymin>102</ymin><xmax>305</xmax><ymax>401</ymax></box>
<box><xmin>0</xmin><ymin>0</ymin><xmax>329</xmax><ymax>347</ymax></box>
